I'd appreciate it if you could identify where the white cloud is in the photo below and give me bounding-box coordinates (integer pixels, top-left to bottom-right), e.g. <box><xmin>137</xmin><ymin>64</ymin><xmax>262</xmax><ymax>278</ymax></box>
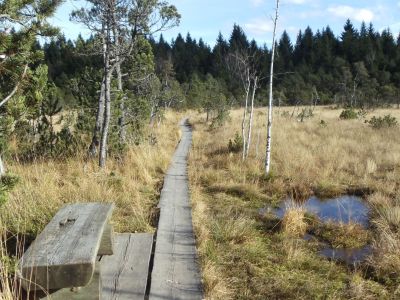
<box><xmin>244</xmin><ymin>19</ymin><xmax>273</xmax><ymax>35</ymax></box>
<box><xmin>328</xmin><ymin>5</ymin><xmax>374</xmax><ymax>23</ymax></box>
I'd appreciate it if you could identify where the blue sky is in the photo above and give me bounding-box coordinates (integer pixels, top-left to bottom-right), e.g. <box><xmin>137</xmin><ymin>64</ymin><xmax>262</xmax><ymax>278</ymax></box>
<box><xmin>50</xmin><ymin>0</ymin><xmax>400</xmax><ymax>46</ymax></box>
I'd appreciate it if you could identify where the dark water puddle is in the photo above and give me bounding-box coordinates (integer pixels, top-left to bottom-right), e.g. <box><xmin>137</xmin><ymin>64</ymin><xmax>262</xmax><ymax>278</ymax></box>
<box><xmin>260</xmin><ymin>195</ymin><xmax>372</xmax><ymax>265</ymax></box>
<box><xmin>276</xmin><ymin>195</ymin><xmax>370</xmax><ymax>227</ymax></box>
<box><xmin>303</xmin><ymin>233</ymin><xmax>372</xmax><ymax>265</ymax></box>
<box><xmin>319</xmin><ymin>245</ymin><xmax>372</xmax><ymax>265</ymax></box>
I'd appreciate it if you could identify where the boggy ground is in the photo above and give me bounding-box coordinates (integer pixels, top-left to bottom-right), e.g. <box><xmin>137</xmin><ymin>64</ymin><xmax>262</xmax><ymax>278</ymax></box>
<box><xmin>0</xmin><ymin>112</ymin><xmax>183</xmax><ymax>299</ymax></box>
<box><xmin>189</xmin><ymin>106</ymin><xmax>400</xmax><ymax>299</ymax></box>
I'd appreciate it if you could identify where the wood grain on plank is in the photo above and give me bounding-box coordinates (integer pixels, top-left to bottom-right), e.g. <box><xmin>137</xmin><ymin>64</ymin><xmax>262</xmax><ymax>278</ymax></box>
<box><xmin>20</xmin><ymin>203</ymin><xmax>114</xmax><ymax>291</ymax></box>
<box><xmin>101</xmin><ymin>233</ymin><xmax>153</xmax><ymax>300</ymax></box>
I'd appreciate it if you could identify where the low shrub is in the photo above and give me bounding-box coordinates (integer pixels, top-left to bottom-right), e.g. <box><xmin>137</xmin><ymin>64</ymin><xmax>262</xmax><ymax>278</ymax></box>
<box><xmin>281</xmin><ymin>111</ymin><xmax>291</xmax><ymax>118</ymax></box>
<box><xmin>319</xmin><ymin>120</ymin><xmax>327</xmax><ymax>127</ymax></box>
<box><xmin>298</xmin><ymin>108</ymin><xmax>314</xmax><ymax>122</ymax></box>
<box><xmin>367</xmin><ymin>115</ymin><xmax>398</xmax><ymax>129</ymax></box>
<box><xmin>0</xmin><ymin>174</ymin><xmax>19</xmax><ymax>206</ymax></box>
<box><xmin>228</xmin><ymin>132</ymin><xmax>243</xmax><ymax>153</ymax></box>
<box><xmin>340</xmin><ymin>108</ymin><xmax>358</xmax><ymax>120</ymax></box>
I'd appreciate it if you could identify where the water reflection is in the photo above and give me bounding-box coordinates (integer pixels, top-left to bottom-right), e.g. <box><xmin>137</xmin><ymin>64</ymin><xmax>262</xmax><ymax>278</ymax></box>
<box><xmin>319</xmin><ymin>245</ymin><xmax>372</xmax><ymax>265</ymax></box>
<box><xmin>260</xmin><ymin>195</ymin><xmax>372</xmax><ymax>265</ymax></box>
<box><xmin>276</xmin><ymin>195</ymin><xmax>370</xmax><ymax>227</ymax></box>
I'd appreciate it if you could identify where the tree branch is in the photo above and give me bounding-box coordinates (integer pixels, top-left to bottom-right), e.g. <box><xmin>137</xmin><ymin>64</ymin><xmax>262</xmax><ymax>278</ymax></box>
<box><xmin>0</xmin><ymin>64</ymin><xmax>29</xmax><ymax>108</ymax></box>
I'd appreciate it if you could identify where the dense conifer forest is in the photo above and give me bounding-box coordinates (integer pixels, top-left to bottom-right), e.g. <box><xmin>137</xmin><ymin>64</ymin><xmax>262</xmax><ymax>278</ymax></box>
<box><xmin>44</xmin><ymin>20</ymin><xmax>400</xmax><ymax>112</ymax></box>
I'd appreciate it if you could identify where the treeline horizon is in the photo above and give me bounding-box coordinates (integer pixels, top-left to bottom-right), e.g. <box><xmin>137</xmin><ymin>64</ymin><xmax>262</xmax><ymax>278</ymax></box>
<box><xmin>44</xmin><ymin>19</ymin><xmax>400</xmax><ymax>109</ymax></box>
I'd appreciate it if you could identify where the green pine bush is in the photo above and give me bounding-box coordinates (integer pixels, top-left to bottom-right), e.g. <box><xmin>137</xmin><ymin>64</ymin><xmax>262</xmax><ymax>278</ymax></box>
<box><xmin>339</xmin><ymin>109</ymin><xmax>358</xmax><ymax>120</ymax></box>
<box><xmin>228</xmin><ymin>132</ymin><xmax>243</xmax><ymax>153</ymax></box>
<box><xmin>367</xmin><ymin>115</ymin><xmax>398</xmax><ymax>129</ymax></box>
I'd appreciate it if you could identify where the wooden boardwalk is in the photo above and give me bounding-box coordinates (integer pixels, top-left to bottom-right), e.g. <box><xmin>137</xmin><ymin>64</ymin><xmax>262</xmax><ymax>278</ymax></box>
<box><xmin>20</xmin><ymin>119</ymin><xmax>203</xmax><ymax>300</ymax></box>
<box><xmin>149</xmin><ymin>119</ymin><xmax>204</xmax><ymax>300</ymax></box>
<box><xmin>102</xmin><ymin>233</ymin><xmax>153</xmax><ymax>300</ymax></box>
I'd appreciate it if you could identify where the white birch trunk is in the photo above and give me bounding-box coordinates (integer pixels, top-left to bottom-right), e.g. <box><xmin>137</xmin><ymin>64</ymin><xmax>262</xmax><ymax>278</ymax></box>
<box><xmin>242</xmin><ymin>75</ymin><xmax>251</xmax><ymax>161</ymax></box>
<box><xmin>0</xmin><ymin>154</ymin><xmax>5</xmax><ymax>178</ymax></box>
<box><xmin>265</xmin><ymin>0</ymin><xmax>279</xmax><ymax>174</ymax></box>
<box><xmin>245</xmin><ymin>76</ymin><xmax>258</xmax><ymax>158</ymax></box>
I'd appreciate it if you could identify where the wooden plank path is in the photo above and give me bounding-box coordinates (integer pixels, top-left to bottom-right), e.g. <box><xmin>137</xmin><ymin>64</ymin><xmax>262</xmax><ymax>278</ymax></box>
<box><xmin>149</xmin><ymin>118</ymin><xmax>204</xmax><ymax>300</ymax></box>
<box><xmin>101</xmin><ymin>233</ymin><xmax>153</xmax><ymax>300</ymax></box>
<box><xmin>19</xmin><ymin>119</ymin><xmax>203</xmax><ymax>300</ymax></box>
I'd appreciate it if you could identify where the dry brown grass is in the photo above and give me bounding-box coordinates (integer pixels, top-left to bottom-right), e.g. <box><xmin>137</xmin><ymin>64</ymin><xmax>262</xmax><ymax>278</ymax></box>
<box><xmin>0</xmin><ymin>111</ymin><xmax>183</xmax><ymax>236</ymax></box>
<box><xmin>281</xmin><ymin>204</ymin><xmax>307</xmax><ymax>237</ymax></box>
<box><xmin>368</xmin><ymin>195</ymin><xmax>400</xmax><ymax>287</ymax></box>
<box><xmin>311</xmin><ymin>221</ymin><xmax>370</xmax><ymax>248</ymax></box>
<box><xmin>189</xmin><ymin>106</ymin><xmax>400</xmax><ymax>298</ymax></box>
<box><xmin>0</xmin><ymin>111</ymin><xmax>183</xmax><ymax>298</ymax></box>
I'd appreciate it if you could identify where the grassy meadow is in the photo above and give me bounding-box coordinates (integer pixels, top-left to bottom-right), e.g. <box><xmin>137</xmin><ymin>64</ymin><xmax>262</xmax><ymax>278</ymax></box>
<box><xmin>1</xmin><ymin>106</ymin><xmax>400</xmax><ymax>299</ymax></box>
<box><xmin>0</xmin><ymin>111</ymin><xmax>183</xmax><ymax>299</ymax></box>
<box><xmin>189</xmin><ymin>106</ymin><xmax>400</xmax><ymax>299</ymax></box>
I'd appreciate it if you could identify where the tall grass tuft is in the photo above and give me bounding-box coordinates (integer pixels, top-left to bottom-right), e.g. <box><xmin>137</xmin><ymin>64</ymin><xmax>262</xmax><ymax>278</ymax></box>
<box><xmin>281</xmin><ymin>202</ymin><xmax>307</xmax><ymax>237</ymax></box>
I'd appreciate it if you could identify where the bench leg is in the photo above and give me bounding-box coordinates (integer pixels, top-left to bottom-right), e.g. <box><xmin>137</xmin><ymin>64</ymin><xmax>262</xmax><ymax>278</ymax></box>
<box><xmin>39</xmin><ymin>263</ymin><xmax>101</xmax><ymax>300</ymax></box>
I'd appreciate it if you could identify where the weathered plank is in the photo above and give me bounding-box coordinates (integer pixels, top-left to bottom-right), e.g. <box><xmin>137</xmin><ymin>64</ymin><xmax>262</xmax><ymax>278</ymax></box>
<box><xmin>40</xmin><ymin>262</ymin><xmax>102</xmax><ymax>300</ymax></box>
<box><xmin>101</xmin><ymin>233</ymin><xmax>153</xmax><ymax>300</ymax></box>
<box><xmin>150</xmin><ymin>119</ymin><xmax>204</xmax><ymax>300</ymax></box>
<box><xmin>20</xmin><ymin>203</ymin><xmax>114</xmax><ymax>291</ymax></box>
<box><xmin>99</xmin><ymin>223</ymin><xmax>114</xmax><ymax>256</ymax></box>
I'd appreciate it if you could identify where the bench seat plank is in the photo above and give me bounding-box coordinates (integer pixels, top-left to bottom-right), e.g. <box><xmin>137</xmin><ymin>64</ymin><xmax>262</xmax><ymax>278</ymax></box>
<box><xmin>101</xmin><ymin>233</ymin><xmax>153</xmax><ymax>300</ymax></box>
<box><xmin>20</xmin><ymin>203</ymin><xmax>114</xmax><ymax>291</ymax></box>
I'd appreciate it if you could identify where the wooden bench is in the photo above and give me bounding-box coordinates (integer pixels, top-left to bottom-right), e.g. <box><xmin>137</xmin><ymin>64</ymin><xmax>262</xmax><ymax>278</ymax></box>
<box><xmin>19</xmin><ymin>202</ymin><xmax>154</xmax><ymax>300</ymax></box>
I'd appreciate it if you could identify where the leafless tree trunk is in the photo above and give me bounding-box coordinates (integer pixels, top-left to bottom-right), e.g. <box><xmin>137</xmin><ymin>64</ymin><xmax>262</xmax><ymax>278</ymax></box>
<box><xmin>99</xmin><ymin>22</ymin><xmax>113</xmax><ymax>168</ymax></box>
<box><xmin>99</xmin><ymin>72</ymin><xmax>112</xmax><ymax>168</ymax></box>
<box><xmin>114</xmin><ymin>26</ymin><xmax>127</xmax><ymax>144</ymax></box>
<box><xmin>265</xmin><ymin>0</ymin><xmax>279</xmax><ymax>174</ymax></box>
<box><xmin>0</xmin><ymin>154</ymin><xmax>5</xmax><ymax>178</ymax></box>
<box><xmin>0</xmin><ymin>65</ymin><xmax>29</xmax><ymax>175</ymax></box>
<box><xmin>89</xmin><ymin>26</ymin><xmax>108</xmax><ymax>157</ymax></box>
<box><xmin>242</xmin><ymin>76</ymin><xmax>251</xmax><ymax>160</ymax></box>
<box><xmin>245</xmin><ymin>76</ymin><xmax>258</xmax><ymax>158</ymax></box>
<box><xmin>89</xmin><ymin>78</ymin><xmax>105</xmax><ymax>156</ymax></box>
<box><xmin>0</xmin><ymin>65</ymin><xmax>28</xmax><ymax>108</ymax></box>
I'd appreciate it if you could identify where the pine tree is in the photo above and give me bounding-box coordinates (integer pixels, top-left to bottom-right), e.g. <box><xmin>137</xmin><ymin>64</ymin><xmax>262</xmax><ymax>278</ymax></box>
<box><xmin>0</xmin><ymin>0</ymin><xmax>62</xmax><ymax>176</ymax></box>
<box><xmin>229</xmin><ymin>24</ymin><xmax>249</xmax><ymax>52</ymax></box>
<box><xmin>341</xmin><ymin>19</ymin><xmax>359</xmax><ymax>63</ymax></box>
<box><xmin>277</xmin><ymin>30</ymin><xmax>293</xmax><ymax>71</ymax></box>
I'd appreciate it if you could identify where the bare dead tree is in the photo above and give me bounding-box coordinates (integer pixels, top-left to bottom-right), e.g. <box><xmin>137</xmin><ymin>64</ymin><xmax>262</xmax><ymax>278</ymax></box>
<box><xmin>265</xmin><ymin>0</ymin><xmax>280</xmax><ymax>174</ymax></box>
<box><xmin>245</xmin><ymin>76</ymin><xmax>258</xmax><ymax>158</ymax></box>
<box><xmin>227</xmin><ymin>50</ymin><xmax>260</xmax><ymax>160</ymax></box>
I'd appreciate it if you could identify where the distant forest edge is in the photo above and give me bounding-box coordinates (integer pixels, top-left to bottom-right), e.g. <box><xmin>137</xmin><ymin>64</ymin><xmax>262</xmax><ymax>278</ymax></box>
<box><xmin>44</xmin><ymin>20</ymin><xmax>400</xmax><ymax>109</ymax></box>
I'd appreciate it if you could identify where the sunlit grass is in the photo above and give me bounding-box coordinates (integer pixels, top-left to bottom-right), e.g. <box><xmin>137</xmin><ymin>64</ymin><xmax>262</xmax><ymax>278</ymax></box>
<box><xmin>0</xmin><ymin>111</ymin><xmax>183</xmax><ymax>297</ymax></box>
<box><xmin>190</xmin><ymin>106</ymin><xmax>400</xmax><ymax>298</ymax></box>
